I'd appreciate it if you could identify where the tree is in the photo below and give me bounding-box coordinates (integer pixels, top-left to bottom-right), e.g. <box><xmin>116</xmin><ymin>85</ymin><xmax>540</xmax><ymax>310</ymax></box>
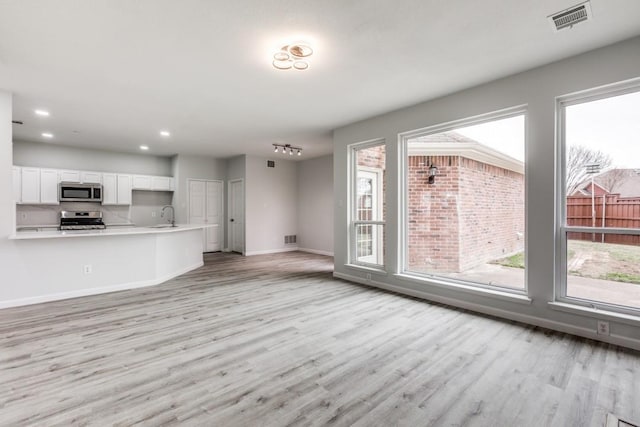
<box><xmin>566</xmin><ymin>145</ymin><xmax>612</xmax><ymax>194</ymax></box>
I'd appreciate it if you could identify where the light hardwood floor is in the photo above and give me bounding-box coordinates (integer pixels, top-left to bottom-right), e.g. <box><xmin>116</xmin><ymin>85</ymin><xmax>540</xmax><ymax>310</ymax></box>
<box><xmin>1</xmin><ymin>251</ymin><xmax>639</xmax><ymax>426</ymax></box>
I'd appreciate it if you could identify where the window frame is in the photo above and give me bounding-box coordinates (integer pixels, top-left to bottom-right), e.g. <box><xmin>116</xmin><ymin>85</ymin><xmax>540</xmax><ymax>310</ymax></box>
<box><xmin>555</xmin><ymin>78</ymin><xmax>640</xmax><ymax>316</ymax></box>
<box><xmin>348</xmin><ymin>138</ymin><xmax>387</xmax><ymax>270</ymax></box>
<box><xmin>398</xmin><ymin>105</ymin><xmax>528</xmax><ymax>295</ymax></box>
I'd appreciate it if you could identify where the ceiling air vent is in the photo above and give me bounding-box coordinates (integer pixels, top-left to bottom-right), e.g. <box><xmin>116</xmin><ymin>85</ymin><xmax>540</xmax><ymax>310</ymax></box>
<box><xmin>548</xmin><ymin>1</ymin><xmax>592</xmax><ymax>31</ymax></box>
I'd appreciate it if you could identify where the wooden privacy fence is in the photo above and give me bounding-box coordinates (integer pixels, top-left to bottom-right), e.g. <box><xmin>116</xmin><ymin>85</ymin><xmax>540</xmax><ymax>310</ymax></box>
<box><xmin>567</xmin><ymin>195</ymin><xmax>640</xmax><ymax>245</ymax></box>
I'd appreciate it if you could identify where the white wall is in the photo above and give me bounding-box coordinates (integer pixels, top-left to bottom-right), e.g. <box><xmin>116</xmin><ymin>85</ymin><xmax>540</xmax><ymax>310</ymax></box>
<box><xmin>333</xmin><ymin>36</ymin><xmax>640</xmax><ymax>350</ymax></box>
<box><xmin>297</xmin><ymin>155</ymin><xmax>333</xmax><ymax>256</ymax></box>
<box><xmin>14</xmin><ymin>140</ymin><xmax>172</xmax><ymax>175</ymax></box>
<box><xmin>245</xmin><ymin>155</ymin><xmax>297</xmax><ymax>255</ymax></box>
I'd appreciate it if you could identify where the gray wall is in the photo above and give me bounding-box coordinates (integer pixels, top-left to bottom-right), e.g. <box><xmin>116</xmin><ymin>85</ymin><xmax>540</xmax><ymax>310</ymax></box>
<box><xmin>13</xmin><ymin>140</ymin><xmax>172</xmax><ymax>175</ymax></box>
<box><xmin>245</xmin><ymin>155</ymin><xmax>297</xmax><ymax>255</ymax></box>
<box><xmin>297</xmin><ymin>155</ymin><xmax>333</xmax><ymax>255</ymax></box>
<box><xmin>333</xmin><ymin>36</ymin><xmax>640</xmax><ymax>349</ymax></box>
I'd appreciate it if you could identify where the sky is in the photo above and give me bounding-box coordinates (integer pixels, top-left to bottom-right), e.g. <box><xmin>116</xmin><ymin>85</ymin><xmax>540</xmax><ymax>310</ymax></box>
<box><xmin>448</xmin><ymin>89</ymin><xmax>640</xmax><ymax>169</ymax></box>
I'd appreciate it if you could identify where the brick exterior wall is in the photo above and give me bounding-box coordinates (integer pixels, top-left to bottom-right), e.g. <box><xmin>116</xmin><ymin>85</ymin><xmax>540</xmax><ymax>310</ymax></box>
<box><xmin>407</xmin><ymin>155</ymin><xmax>524</xmax><ymax>273</ymax></box>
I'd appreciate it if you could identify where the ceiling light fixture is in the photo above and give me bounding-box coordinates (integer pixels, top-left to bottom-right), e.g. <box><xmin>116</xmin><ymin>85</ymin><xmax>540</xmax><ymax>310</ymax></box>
<box><xmin>35</xmin><ymin>109</ymin><xmax>50</xmax><ymax>117</ymax></box>
<box><xmin>272</xmin><ymin>143</ymin><xmax>302</xmax><ymax>156</ymax></box>
<box><xmin>139</xmin><ymin>145</ymin><xmax>149</xmax><ymax>150</ymax></box>
<box><xmin>41</xmin><ymin>132</ymin><xmax>53</xmax><ymax>138</ymax></box>
<box><xmin>272</xmin><ymin>43</ymin><xmax>313</xmax><ymax>71</ymax></box>
<box><xmin>160</xmin><ymin>130</ymin><xmax>170</xmax><ymax>137</ymax></box>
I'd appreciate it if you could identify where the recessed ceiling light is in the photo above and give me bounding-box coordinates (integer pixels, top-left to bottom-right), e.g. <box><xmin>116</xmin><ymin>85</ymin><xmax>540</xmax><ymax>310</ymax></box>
<box><xmin>139</xmin><ymin>145</ymin><xmax>149</xmax><ymax>150</ymax></box>
<box><xmin>160</xmin><ymin>130</ymin><xmax>170</xmax><ymax>137</ymax></box>
<box><xmin>35</xmin><ymin>109</ymin><xmax>50</xmax><ymax>117</ymax></box>
<box><xmin>41</xmin><ymin>132</ymin><xmax>53</xmax><ymax>138</ymax></box>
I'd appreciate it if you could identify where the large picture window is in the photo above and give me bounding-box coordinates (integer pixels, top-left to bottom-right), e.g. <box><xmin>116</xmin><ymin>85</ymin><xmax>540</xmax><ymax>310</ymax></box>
<box><xmin>401</xmin><ymin>109</ymin><xmax>526</xmax><ymax>292</ymax></box>
<box><xmin>350</xmin><ymin>141</ymin><xmax>386</xmax><ymax>267</ymax></box>
<box><xmin>558</xmin><ymin>82</ymin><xmax>640</xmax><ymax>313</ymax></box>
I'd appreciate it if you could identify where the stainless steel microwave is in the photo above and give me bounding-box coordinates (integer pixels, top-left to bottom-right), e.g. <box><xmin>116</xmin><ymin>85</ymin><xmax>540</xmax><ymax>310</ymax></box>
<box><xmin>59</xmin><ymin>182</ymin><xmax>103</xmax><ymax>202</ymax></box>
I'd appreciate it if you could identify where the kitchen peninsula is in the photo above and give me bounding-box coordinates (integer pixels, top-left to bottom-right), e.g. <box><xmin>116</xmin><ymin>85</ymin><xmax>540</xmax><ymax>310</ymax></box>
<box><xmin>3</xmin><ymin>224</ymin><xmax>209</xmax><ymax>309</ymax></box>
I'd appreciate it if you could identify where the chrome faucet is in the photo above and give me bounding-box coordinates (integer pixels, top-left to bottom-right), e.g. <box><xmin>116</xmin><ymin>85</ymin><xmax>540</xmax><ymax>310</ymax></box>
<box><xmin>161</xmin><ymin>205</ymin><xmax>175</xmax><ymax>226</ymax></box>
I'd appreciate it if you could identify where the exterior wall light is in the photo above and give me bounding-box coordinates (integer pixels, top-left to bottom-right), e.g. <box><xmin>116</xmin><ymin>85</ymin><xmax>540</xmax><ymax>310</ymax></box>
<box><xmin>428</xmin><ymin>164</ymin><xmax>438</xmax><ymax>184</ymax></box>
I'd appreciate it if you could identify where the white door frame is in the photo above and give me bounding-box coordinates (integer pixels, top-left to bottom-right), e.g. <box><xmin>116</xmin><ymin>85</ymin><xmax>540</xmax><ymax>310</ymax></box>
<box><xmin>227</xmin><ymin>178</ymin><xmax>245</xmax><ymax>255</ymax></box>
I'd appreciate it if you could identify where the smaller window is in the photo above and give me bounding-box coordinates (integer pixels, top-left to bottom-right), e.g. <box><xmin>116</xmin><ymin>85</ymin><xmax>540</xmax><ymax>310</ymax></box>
<box><xmin>350</xmin><ymin>141</ymin><xmax>386</xmax><ymax>268</ymax></box>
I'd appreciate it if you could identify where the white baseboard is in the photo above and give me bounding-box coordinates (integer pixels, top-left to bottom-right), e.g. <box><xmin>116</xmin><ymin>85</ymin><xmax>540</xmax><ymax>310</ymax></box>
<box><xmin>298</xmin><ymin>248</ymin><xmax>334</xmax><ymax>257</ymax></box>
<box><xmin>0</xmin><ymin>261</ymin><xmax>204</xmax><ymax>309</ymax></box>
<box><xmin>244</xmin><ymin>247</ymin><xmax>299</xmax><ymax>256</ymax></box>
<box><xmin>333</xmin><ymin>271</ymin><xmax>640</xmax><ymax>352</ymax></box>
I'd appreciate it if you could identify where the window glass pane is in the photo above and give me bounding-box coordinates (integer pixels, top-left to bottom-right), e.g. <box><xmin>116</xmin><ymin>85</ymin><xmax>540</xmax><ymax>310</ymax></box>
<box><xmin>355</xmin><ymin>145</ymin><xmax>386</xmax><ymax>221</ymax></box>
<box><xmin>355</xmin><ymin>224</ymin><xmax>384</xmax><ymax>265</ymax></box>
<box><xmin>566</xmin><ymin>235</ymin><xmax>640</xmax><ymax>309</ymax></box>
<box><xmin>563</xmin><ymin>89</ymin><xmax>640</xmax><ymax>310</ymax></box>
<box><xmin>351</xmin><ymin>142</ymin><xmax>386</xmax><ymax>267</ymax></box>
<box><xmin>405</xmin><ymin>115</ymin><xmax>525</xmax><ymax>290</ymax></box>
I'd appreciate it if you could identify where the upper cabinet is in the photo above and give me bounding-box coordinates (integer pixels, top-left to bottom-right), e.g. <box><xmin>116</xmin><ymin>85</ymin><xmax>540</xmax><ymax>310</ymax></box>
<box><xmin>102</xmin><ymin>173</ymin><xmax>132</xmax><ymax>205</ymax></box>
<box><xmin>151</xmin><ymin>176</ymin><xmax>173</xmax><ymax>191</ymax></box>
<box><xmin>116</xmin><ymin>174</ymin><xmax>132</xmax><ymax>205</ymax></box>
<box><xmin>132</xmin><ymin>174</ymin><xmax>174</xmax><ymax>191</ymax></box>
<box><xmin>81</xmin><ymin>171</ymin><xmax>102</xmax><ymax>184</ymax></box>
<box><xmin>40</xmin><ymin>169</ymin><xmax>60</xmax><ymax>205</ymax></box>
<box><xmin>59</xmin><ymin>170</ymin><xmax>81</xmax><ymax>183</ymax></box>
<box><xmin>20</xmin><ymin>168</ymin><xmax>40</xmax><ymax>204</ymax></box>
<box><xmin>13</xmin><ymin>165</ymin><xmax>174</xmax><ymax>205</ymax></box>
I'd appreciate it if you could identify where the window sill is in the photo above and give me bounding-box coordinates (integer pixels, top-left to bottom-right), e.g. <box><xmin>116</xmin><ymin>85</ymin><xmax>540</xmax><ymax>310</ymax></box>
<box><xmin>548</xmin><ymin>301</ymin><xmax>640</xmax><ymax>327</ymax></box>
<box><xmin>344</xmin><ymin>263</ymin><xmax>388</xmax><ymax>276</ymax></box>
<box><xmin>394</xmin><ymin>273</ymin><xmax>532</xmax><ymax>305</ymax></box>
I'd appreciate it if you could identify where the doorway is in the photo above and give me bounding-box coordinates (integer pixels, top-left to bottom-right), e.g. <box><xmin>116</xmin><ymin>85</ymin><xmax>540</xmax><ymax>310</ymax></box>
<box><xmin>188</xmin><ymin>179</ymin><xmax>223</xmax><ymax>252</ymax></box>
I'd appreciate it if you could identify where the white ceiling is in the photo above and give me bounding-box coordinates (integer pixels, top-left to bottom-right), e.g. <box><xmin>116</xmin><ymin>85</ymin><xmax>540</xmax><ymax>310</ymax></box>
<box><xmin>2</xmin><ymin>0</ymin><xmax>640</xmax><ymax>160</ymax></box>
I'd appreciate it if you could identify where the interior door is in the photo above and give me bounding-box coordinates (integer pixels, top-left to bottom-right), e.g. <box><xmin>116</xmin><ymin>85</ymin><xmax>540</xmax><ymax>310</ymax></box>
<box><xmin>205</xmin><ymin>181</ymin><xmax>223</xmax><ymax>252</ymax></box>
<box><xmin>188</xmin><ymin>180</ymin><xmax>207</xmax><ymax>250</ymax></box>
<box><xmin>189</xmin><ymin>179</ymin><xmax>223</xmax><ymax>253</ymax></box>
<box><xmin>228</xmin><ymin>179</ymin><xmax>244</xmax><ymax>253</ymax></box>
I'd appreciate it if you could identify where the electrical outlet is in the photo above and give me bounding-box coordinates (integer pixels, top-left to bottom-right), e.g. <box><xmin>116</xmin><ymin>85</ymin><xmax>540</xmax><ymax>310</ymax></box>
<box><xmin>21</xmin><ymin>212</ymin><xmax>27</xmax><ymax>220</ymax></box>
<box><xmin>151</xmin><ymin>211</ymin><xmax>156</xmax><ymax>217</ymax></box>
<box><xmin>597</xmin><ymin>320</ymin><xmax>610</xmax><ymax>335</ymax></box>
<box><xmin>366</xmin><ymin>273</ymin><xmax>372</xmax><ymax>281</ymax></box>
<box><xmin>83</xmin><ymin>264</ymin><xmax>92</xmax><ymax>274</ymax></box>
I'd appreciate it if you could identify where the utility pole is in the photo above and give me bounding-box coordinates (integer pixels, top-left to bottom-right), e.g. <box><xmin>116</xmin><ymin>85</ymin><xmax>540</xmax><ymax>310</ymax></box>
<box><xmin>585</xmin><ymin>163</ymin><xmax>601</xmax><ymax>242</ymax></box>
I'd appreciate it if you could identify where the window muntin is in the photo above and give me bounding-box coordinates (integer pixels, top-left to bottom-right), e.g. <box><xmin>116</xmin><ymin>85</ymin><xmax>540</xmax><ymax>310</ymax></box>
<box><xmin>559</xmin><ymin>86</ymin><xmax>640</xmax><ymax>312</ymax></box>
<box><xmin>350</xmin><ymin>142</ymin><xmax>386</xmax><ymax>268</ymax></box>
<box><xmin>402</xmin><ymin>110</ymin><xmax>526</xmax><ymax>292</ymax></box>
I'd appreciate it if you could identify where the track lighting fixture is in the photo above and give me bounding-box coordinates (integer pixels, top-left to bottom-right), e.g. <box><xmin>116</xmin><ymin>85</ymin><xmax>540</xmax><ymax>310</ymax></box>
<box><xmin>272</xmin><ymin>143</ymin><xmax>302</xmax><ymax>157</ymax></box>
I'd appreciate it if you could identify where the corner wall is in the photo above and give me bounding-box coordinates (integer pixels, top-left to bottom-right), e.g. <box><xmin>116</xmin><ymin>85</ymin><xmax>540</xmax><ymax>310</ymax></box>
<box><xmin>333</xmin><ymin>36</ymin><xmax>640</xmax><ymax>349</ymax></box>
<box><xmin>297</xmin><ymin>155</ymin><xmax>333</xmax><ymax>256</ymax></box>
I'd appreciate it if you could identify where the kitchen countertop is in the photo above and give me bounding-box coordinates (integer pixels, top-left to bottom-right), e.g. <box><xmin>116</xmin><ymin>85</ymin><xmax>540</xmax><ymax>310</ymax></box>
<box><xmin>10</xmin><ymin>224</ymin><xmax>210</xmax><ymax>240</ymax></box>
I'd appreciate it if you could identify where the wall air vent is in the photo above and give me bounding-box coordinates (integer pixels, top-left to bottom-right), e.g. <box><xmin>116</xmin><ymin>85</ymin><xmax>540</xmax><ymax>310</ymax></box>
<box><xmin>548</xmin><ymin>1</ymin><xmax>592</xmax><ymax>31</ymax></box>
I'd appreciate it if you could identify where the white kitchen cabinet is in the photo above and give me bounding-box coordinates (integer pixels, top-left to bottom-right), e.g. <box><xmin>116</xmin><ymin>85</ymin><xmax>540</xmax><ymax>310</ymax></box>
<box><xmin>40</xmin><ymin>169</ymin><xmax>60</xmax><ymax>204</ymax></box>
<box><xmin>12</xmin><ymin>166</ymin><xmax>21</xmax><ymax>203</ymax></box>
<box><xmin>81</xmin><ymin>171</ymin><xmax>102</xmax><ymax>184</ymax></box>
<box><xmin>151</xmin><ymin>176</ymin><xmax>172</xmax><ymax>191</ymax></box>
<box><xmin>132</xmin><ymin>175</ymin><xmax>152</xmax><ymax>190</ymax></box>
<box><xmin>59</xmin><ymin>170</ymin><xmax>81</xmax><ymax>182</ymax></box>
<box><xmin>116</xmin><ymin>174</ymin><xmax>132</xmax><ymax>205</ymax></box>
<box><xmin>21</xmin><ymin>168</ymin><xmax>40</xmax><ymax>204</ymax></box>
<box><xmin>102</xmin><ymin>173</ymin><xmax>117</xmax><ymax>204</ymax></box>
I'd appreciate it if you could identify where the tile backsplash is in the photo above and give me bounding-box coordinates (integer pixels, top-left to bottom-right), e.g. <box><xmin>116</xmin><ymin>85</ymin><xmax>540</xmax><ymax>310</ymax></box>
<box><xmin>16</xmin><ymin>191</ymin><xmax>174</xmax><ymax>227</ymax></box>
